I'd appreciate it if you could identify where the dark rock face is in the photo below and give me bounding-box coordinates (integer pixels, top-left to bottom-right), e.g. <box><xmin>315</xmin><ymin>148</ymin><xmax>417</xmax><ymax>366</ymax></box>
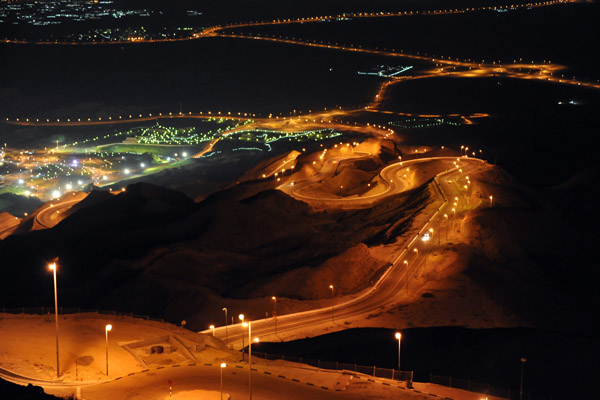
<box><xmin>0</xmin><ymin>176</ymin><xmax>426</xmax><ymax>325</ymax></box>
<box><xmin>0</xmin><ymin>379</ymin><xmax>61</xmax><ymax>400</ymax></box>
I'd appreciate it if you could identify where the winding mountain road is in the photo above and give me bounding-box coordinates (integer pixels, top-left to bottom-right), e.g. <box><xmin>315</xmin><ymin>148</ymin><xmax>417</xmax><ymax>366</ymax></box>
<box><xmin>207</xmin><ymin>156</ymin><xmax>487</xmax><ymax>347</ymax></box>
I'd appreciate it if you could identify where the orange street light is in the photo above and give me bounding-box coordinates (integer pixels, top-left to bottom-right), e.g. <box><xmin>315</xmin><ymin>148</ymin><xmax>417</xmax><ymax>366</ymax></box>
<box><xmin>329</xmin><ymin>285</ymin><xmax>335</xmax><ymax>322</ymax></box>
<box><xmin>272</xmin><ymin>296</ymin><xmax>278</xmax><ymax>335</ymax></box>
<box><xmin>239</xmin><ymin>314</ymin><xmax>246</xmax><ymax>361</ymax></box>
<box><xmin>105</xmin><ymin>324</ymin><xmax>112</xmax><ymax>375</ymax></box>
<box><xmin>220</xmin><ymin>362</ymin><xmax>227</xmax><ymax>400</ymax></box>
<box><xmin>395</xmin><ymin>332</ymin><xmax>402</xmax><ymax>370</ymax></box>
<box><xmin>48</xmin><ymin>262</ymin><xmax>60</xmax><ymax>377</ymax></box>
<box><xmin>222</xmin><ymin>308</ymin><xmax>228</xmax><ymax>345</ymax></box>
<box><xmin>248</xmin><ymin>320</ymin><xmax>257</xmax><ymax>400</ymax></box>
<box><xmin>444</xmin><ymin>214</ymin><xmax>449</xmax><ymax>240</ymax></box>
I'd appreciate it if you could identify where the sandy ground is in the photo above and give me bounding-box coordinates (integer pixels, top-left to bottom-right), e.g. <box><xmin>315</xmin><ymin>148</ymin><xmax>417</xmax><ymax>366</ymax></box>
<box><xmin>0</xmin><ymin>313</ymin><xmax>234</xmax><ymax>382</ymax></box>
<box><xmin>0</xmin><ymin>211</ymin><xmax>21</xmax><ymax>239</ymax></box>
<box><xmin>1</xmin><ymin>313</ymin><xmax>505</xmax><ymax>400</ymax></box>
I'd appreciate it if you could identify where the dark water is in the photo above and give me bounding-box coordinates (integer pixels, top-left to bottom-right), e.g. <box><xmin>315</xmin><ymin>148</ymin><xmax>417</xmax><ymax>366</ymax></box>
<box><xmin>0</xmin><ymin>38</ymin><xmax>385</xmax><ymax>119</ymax></box>
<box><xmin>232</xmin><ymin>2</ymin><xmax>600</xmax><ymax>80</ymax></box>
<box><xmin>254</xmin><ymin>326</ymin><xmax>598</xmax><ymax>399</ymax></box>
<box><xmin>380</xmin><ymin>76</ymin><xmax>600</xmax><ymax>187</ymax></box>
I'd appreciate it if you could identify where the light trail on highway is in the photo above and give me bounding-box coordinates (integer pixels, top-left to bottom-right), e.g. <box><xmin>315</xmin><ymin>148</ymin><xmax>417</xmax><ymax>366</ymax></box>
<box><xmin>205</xmin><ymin>156</ymin><xmax>488</xmax><ymax>348</ymax></box>
<box><xmin>34</xmin><ymin>195</ymin><xmax>87</xmax><ymax>229</ymax></box>
<box><xmin>5</xmin><ymin>0</ymin><xmax>598</xmax><ymax>94</ymax></box>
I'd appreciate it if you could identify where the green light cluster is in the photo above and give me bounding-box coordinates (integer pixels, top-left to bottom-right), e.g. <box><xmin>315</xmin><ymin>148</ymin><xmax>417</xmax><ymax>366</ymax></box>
<box><xmin>225</xmin><ymin>128</ymin><xmax>342</xmax><ymax>144</ymax></box>
<box><xmin>136</xmin><ymin>119</ymin><xmax>249</xmax><ymax>145</ymax></box>
<box><xmin>390</xmin><ymin>118</ymin><xmax>461</xmax><ymax>129</ymax></box>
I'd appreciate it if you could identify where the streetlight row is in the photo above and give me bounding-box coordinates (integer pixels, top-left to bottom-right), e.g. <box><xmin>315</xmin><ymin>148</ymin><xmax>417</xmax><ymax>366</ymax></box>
<box><xmin>2</xmin><ymin>0</ymin><xmax>566</xmax><ymax>45</ymax></box>
<box><xmin>4</xmin><ymin>111</ymin><xmax>254</xmax><ymax>124</ymax></box>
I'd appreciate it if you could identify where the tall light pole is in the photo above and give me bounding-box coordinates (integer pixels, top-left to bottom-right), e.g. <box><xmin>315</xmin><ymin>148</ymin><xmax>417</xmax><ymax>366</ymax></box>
<box><xmin>248</xmin><ymin>321</ymin><xmax>253</xmax><ymax>400</ymax></box>
<box><xmin>220</xmin><ymin>362</ymin><xmax>227</xmax><ymax>400</ymax></box>
<box><xmin>421</xmin><ymin>232</ymin><xmax>430</xmax><ymax>271</ymax></box>
<box><xmin>272</xmin><ymin>296</ymin><xmax>277</xmax><ymax>336</ymax></box>
<box><xmin>105</xmin><ymin>324</ymin><xmax>112</xmax><ymax>375</ymax></box>
<box><xmin>489</xmin><ymin>195</ymin><xmax>493</xmax><ymax>207</ymax></box>
<box><xmin>210</xmin><ymin>325</ymin><xmax>215</xmax><ymax>336</ymax></box>
<box><xmin>239</xmin><ymin>314</ymin><xmax>245</xmax><ymax>361</ymax></box>
<box><xmin>222</xmin><ymin>307</ymin><xmax>228</xmax><ymax>346</ymax></box>
<box><xmin>520</xmin><ymin>357</ymin><xmax>527</xmax><ymax>400</ymax></box>
<box><xmin>395</xmin><ymin>332</ymin><xmax>402</xmax><ymax>370</ymax></box>
<box><xmin>329</xmin><ymin>285</ymin><xmax>334</xmax><ymax>322</ymax></box>
<box><xmin>444</xmin><ymin>214</ymin><xmax>448</xmax><ymax>240</ymax></box>
<box><xmin>48</xmin><ymin>262</ymin><xmax>60</xmax><ymax>378</ymax></box>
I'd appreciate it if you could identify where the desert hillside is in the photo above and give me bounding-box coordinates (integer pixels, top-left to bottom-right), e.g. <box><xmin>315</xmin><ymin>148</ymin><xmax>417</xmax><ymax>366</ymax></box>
<box><xmin>0</xmin><ymin>143</ymin><xmax>597</xmax><ymax>334</ymax></box>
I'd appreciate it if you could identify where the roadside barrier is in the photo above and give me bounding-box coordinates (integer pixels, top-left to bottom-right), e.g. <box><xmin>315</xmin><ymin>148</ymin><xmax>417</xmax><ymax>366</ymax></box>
<box><xmin>248</xmin><ymin>350</ymin><xmax>414</xmax><ymax>383</ymax></box>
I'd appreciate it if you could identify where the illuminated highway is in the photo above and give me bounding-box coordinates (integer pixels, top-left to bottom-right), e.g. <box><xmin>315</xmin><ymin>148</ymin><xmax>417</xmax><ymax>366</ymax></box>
<box><xmin>34</xmin><ymin>193</ymin><xmax>87</xmax><ymax>229</ymax></box>
<box><xmin>287</xmin><ymin>156</ymin><xmax>460</xmax><ymax>207</ymax></box>
<box><xmin>206</xmin><ymin>156</ymin><xmax>487</xmax><ymax>347</ymax></box>
<box><xmin>3</xmin><ymin>0</ymin><xmax>570</xmax><ymax>46</ymax></box>
<box><xmin>5</xmin><ymin>0</ymin><xmax>598</xmax><ymax>93</ymax></box>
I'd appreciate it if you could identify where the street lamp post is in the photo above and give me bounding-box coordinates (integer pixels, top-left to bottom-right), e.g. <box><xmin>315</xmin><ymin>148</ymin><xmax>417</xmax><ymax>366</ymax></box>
<box><xmin>222</xmin><ymin>307</ymin><xmax>228</xmax><ymax>346</ymax></box>
<box><xmin>105</xmin><ymin>324</ymin><xmax>112</xmax><ymax>376</ymax></box>
<box><xmin>48</xmin><ymin>262</ymin><xmax>60</xmax><ymax>378</ymax></box>
<box><xmin>421</xmin><ymin>232</ymin><xmax>430</xmax><ymax>271</ymax></box>
<box><xmin>248</xmin><ymin>321</ymin><xmax>253</xmax><ymax>400</ymax></box>
<box><xmin>395</xmin><ymin>332</ymin><xmax>402</xmax><ymax>370</ymax></box>
<box><xmin>520</xmin><ymin>357</ymin><xmax>527</xmax><ymax>400</ymax></box>
<box><xmin>329</xmin><ymin>285</ymin><xmax>334</xmax><ymax>322</ymax></box>
<box><xmin>444</xmin><ymin>214</ymin><xmax>448</xmax><ymax>240</ymax></box>
<box><xmin>210</xmin><ymin>325</ymin><xmax>215</xmax><ymax>336</ymax></box>
<box><xmin>272</xmin><ymin>296</ymin><xmax>277</xmax><ymax>336</ymax></box>
<box><xmin>220</xmin><ymin>362</ymin><xmax>227</xmax><ymax>400</ymax></box>
<box><xmin>239</xmin><ymin>314</ymin><xmax>245</xmax><ymax>361</ymax></box>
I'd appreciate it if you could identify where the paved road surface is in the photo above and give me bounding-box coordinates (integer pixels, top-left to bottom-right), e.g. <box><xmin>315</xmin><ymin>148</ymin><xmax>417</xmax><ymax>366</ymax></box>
<box><xmin>210</xmin><ymin>157</ymin><xmax>486</xmax><ymax>347</ymax></box>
